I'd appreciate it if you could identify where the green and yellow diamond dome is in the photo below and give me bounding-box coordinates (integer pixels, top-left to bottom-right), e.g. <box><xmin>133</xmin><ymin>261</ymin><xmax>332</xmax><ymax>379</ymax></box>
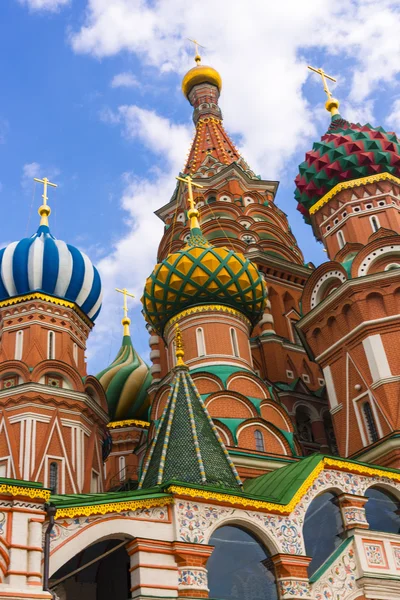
<box><xmin>142</xmin><ymin>225</ymin><xmax>266</xmax><ymax>336</ymax></box>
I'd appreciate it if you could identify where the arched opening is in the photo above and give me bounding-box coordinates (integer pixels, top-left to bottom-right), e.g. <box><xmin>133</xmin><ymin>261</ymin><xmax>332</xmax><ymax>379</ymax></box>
<box><xmin>230</xmin><ymin>328</ymin><xmax>239</xmax><ymax>358</ymax></box>
<box><xmin>196</xmin><ymin>327</ymin><xmax>206</xmax><ymax>357</ymax></box>
<box><xmin>50</xmin><ymin>538</ymin><xmax>130</xmax><ymax>600</ymax></box>
<box><xmin>362</xmin><ymin>402</ymin><xmax>379</xmax><ymax>443</ymax></box>
<box><xmin>370</xmin><ymin>215</ymin><xmax>380</xmax><ymax>233</ymax></box>
<box><xmin>337</xmin><ymin>230</ymin><xmax>345</xmax><ymax>249</ymax></box>
<box><xmin>15</xmin><ymin>330</ymin><xmax>24</xmax><ymax>361</ymax></box>
<box><xmin>254</xmin><ymin>429</ymin><xmax>265</xmax><ymax>452</ymax></box>
<box><xmin>207</xmin><ymin>525</ymin><xmax>277</xmax><ymax>599</ymax></box>
<box><xmin>295</xmin><ymin>406</ymin><xmax>314</xmax><ymax>443</ymax></box>
<box><xmin>48</xmin><ymin>331</ymin><xmax>56</xmax><ymax>360</ymax></box>
<box><xmin>304</xmin><ymin>492</ymin><xmax>344</xmax><ymax>576</ymax></box>
<box><xmin>49</xmin><ymin>462</ymin><xmax>59</xmax><ymax>494</ymax></box>
<box><xmin>365</xmin><ymin>487</ymin><xmax>400</xmax><ymax>533</ymax></box>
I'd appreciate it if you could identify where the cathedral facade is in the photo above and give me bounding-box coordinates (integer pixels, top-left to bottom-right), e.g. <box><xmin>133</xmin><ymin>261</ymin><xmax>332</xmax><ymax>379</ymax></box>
<box><xmin>0</xmin><ymin>56</ymin><xmax>400</xmax><ymax>600</ymax></box>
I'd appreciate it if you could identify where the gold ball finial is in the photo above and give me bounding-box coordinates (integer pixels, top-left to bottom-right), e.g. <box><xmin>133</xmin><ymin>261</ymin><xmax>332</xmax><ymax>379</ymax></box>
<box><xmin>38</xmin><ymin>205</ymin><xmax>51</xmax><ymax>218</ymax></box>
<box><xmin>325</xmin><ymin>97</ymin><xmax>340</xmax><ymax>115</ymax></box>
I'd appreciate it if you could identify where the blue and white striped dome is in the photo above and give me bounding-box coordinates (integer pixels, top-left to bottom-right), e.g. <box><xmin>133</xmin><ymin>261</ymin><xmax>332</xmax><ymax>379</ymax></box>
<box><xmin>0</xmin><ymin>224</ymin><xmax>102</xmax><ymax>321</ymax></box>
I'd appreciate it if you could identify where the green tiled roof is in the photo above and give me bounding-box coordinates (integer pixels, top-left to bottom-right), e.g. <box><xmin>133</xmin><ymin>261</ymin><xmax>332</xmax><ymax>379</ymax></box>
<box><xmin>243</xmin><ymin>454</ymin><xmax>321</xmax><ymax>502</ymax></box>
<box><xmin>139</xmin><ymin>363</ymin><xmax>242</xmax><ymax>490</ymax></box>
<box><xmin>50</xmin><ymin>487</ymin><xmax>168</xmax><ymax>508</ymax></box>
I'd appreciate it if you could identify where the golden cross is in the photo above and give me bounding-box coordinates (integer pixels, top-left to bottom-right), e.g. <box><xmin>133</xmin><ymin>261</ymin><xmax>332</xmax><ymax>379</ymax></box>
<box><xmin>34</xmin><ymin>176</ymin><xmax>57</xmax><ymax>226</ymax></box>
<box><xmin>115</xmin><ymin>287</ymin><xmax>135</xmax><ymax>321</ymax></box>
<box><xmin>176</xmin><ymin>174</ymin><xmax>203</xmax><ymax>212</ymax></box>
<box><xmin>34</xmin><ymin>176</ymin><xmax>57</xmax><ymax>207</ymax></box>
<box><xmin>187</xmin><ymin>38</ymin><xmax>205</xmax><ymax>63</ymax></box>
<box><xmin>308</xmin><ymin>65</ymin><xmax>336</xmax><ymax>99</ymax></box>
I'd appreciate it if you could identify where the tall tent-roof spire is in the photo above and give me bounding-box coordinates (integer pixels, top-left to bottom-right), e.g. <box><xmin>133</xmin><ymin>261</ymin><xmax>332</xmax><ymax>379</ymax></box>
<box><xmin>180</xmin><ymin>42</ymin><xmax>255</xmax><ymax>179</ymax></box>
<box><xmin>138</xmin><ymin>324</ymin><xmax>242</xmax><ymax>490</ymax></box>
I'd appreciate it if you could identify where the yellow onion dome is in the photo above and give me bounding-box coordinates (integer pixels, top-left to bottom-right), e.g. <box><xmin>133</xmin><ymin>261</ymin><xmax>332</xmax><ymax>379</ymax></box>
<box><xmin>182</xmin><ymin>62</ymin><xmax>222</xmax><ymax>98</ymax></box>
<box><xmin>141</xmin><ymin>226</ymin><xmax>267</xmax><ymax>336</ymax></box>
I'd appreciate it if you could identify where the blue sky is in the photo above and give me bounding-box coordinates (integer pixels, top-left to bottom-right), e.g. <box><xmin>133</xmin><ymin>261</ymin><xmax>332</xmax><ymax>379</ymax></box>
<box><xmin>2</xmin><ymin>0</ymin><xmax>400</xmax><ymax>374</ymax></box>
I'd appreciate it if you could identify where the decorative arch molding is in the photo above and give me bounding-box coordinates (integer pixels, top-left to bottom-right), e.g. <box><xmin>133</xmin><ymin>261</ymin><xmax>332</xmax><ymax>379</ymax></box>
<box><xmin>205</xmin><ymin>392</ymin><xmax>258</xmax><ymax>419</ymax></box>
<box><xmin>0</xmin><ymin>360</ymin><xmax>30</xmax><ymax>382</ymax></box>
<box><xmin>356</xmin><ymin>243</ymin><xmax>400</xmax><ymax>277</ymax></box>
<box><xmin>84</xmin><ymin>376</ymin><xmax>108</xmax><ymax>413</ymax></box>
<box><xmin>292</xmin><ymin>400</ymin><xmax>320</xmax><ymax>421</ymax></box>
<box><xmin>236</xmin><ymin>419</ymin><xmax>291</xmax><ymax>455</ymax></box>
<box><xmin>191</xmin><ymin>372</ymin><xmax>224</xmax><ymax>394</ymax></box>
<box><xmin>204</xmin><ymin>515</ymin><xmax>280</xmax><ymax>555</ymax></box>
<box><xmin>259</xmin><ymin>400</ymin><xmax>293</xmax><ymax>431</ymax></box>
<box><xmin>226</xmin><ymin>372</ymin><xmax>269</xmax><ymax>399</ymax></box>
<box><xmin>150</xmin><ymin>384</ymin><xmax>171</xmax><ymax>421</ymax></box>
<box><xmin>31</xmin><ymin>361</ymin><xmax>84</xmax><ymax>392</ymax></box>
<box><xmin>302</xmin><ymin>261</ymin><xmax>347</xmax><ymax>313</ymax></box>
<box><xmin>212</xmin><ymin>420</ymin><xmax>234</xmax><ymax>446</ymax></box>
<box><xmin>49</xmin><ymin>512</ymin><xmax>172</xmax><ymax>577</ymax></box>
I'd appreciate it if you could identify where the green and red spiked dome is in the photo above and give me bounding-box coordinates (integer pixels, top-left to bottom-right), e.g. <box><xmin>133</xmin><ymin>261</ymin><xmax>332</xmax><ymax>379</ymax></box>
<box><xmin>295</xmin><ymin>113</ymin><xmax>400</xmax><ymax>223</ymax></box>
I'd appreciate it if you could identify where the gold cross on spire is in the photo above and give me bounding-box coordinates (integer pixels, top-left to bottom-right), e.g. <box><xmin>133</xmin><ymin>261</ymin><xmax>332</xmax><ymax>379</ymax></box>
<box><xmin>115</xmin><ymin>287</ymin><xmax>135</xmax><ymax>336</ymax></box>
<box><xmin>34</xmin><ymin>176</ymin><xmax>57</xmax><ymax>227</ymax></box>
<box><xmin>176</xmin><ymin>174</ymin><xmax>203</xmax><ymax>230</ymax></box>
<box><xmin>308</xmin><ymin>65</ymin><xmax>340</xmax><ymax>115</ymax></box>
<box><xmin>187</xmin><ymin>38</ymin><xmax>205</xmax><ymax>64</ymax></box>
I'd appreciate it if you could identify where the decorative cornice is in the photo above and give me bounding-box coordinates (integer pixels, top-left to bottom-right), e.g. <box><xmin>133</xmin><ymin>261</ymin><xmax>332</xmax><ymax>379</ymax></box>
<box><xmin>165</xmin><ymin>304</ymin><xmax>251</xmax><ymax>335</ymax></box>
<box><xmin>55</xmin><ymin>496</ymin><xmax>173</xmax><ymax>519</ymax></box>
<box><xmin>0</xmin><ymin>482</ymin><xmax>50</xmax><ymax>502</ymax></box>
<box><xmin>309</xmin><ymin>172</ymin><xmax>400</xmax><ymax>216</ymax></box>
<box><xmin>0</xmin><ymin>292</ymin><xmax>93</xmax><ymax>327</ymax></box>
<box><xmin>107</xmin><ymin>419</ymin><xmax>150</xmax><ymax>429</ymax></box>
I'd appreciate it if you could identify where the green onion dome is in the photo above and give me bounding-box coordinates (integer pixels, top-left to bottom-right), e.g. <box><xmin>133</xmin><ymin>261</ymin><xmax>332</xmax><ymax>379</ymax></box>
<box><xmin>97</xmin><ymin>334</ymin><xmax>152</xmax><ymax>421</ymax></box>
<box><xmin>141</xmin><ymin>226</ymin><xmax>267</xmax><ymax>336</ymax></box>
<box><xmin>295</xmin><ymin>113</ymin><xmax>400</xmax><ymax>223</ymax></box>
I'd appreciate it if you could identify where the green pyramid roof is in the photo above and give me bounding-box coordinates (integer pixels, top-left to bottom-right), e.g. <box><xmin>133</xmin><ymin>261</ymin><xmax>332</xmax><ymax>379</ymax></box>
<box><xmin>139</xmin><ymin>362</ymin><xmax>242</xmax><ymax>490</ymax></box>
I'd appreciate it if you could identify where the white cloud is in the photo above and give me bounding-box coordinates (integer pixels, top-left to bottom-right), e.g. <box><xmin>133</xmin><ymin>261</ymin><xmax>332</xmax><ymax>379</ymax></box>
<box><xmin>17</xmin><ymin>0</ymin><xmax>70</xmax><ymax>11</ymax></box>
<box><xmin>69</xmin><ymin>0</ymin><xmax>400</xmax><ymax>369</ymax></box>
<box><xmin>21</xmin><ymin>162</ymin><xmax>61</xmax><ymax>191</ymax></box>
<box><xmin>386</xmin><ymin>99</ymin><xmax>400</xmax><ymax>132</ymax></box>
<box><xmin>88</xmin><ymin>107</ymin><xmax>192</xmax><ymax>365</ymax></box>
<box><xmin>111</xmin><ymin>72</ymin><xmax>139</xmax><ymax>89</ymax></box>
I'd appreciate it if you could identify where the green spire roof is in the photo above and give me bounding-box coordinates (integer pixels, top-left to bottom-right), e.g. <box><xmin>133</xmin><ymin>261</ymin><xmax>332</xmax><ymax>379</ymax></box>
<box><xmin>97</xmin><ymin>334</ymin><xmax>152</xmax><ymax>421</ymax></box>
<box><xmin>139</xmin><ymin>362</ymin><xmax>242</xmax><ymax>490</ymax></box>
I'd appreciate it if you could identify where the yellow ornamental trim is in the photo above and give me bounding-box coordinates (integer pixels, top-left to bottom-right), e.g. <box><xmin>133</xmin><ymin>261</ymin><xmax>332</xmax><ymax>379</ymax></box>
<box><xmin>55</xmin><ymin>496</ymin><xmax>173</xmax><ymax>519</ymax></box>
<box><xmin>168</xmin><ymin>457</ymin><xmax>400</xmax><ymax>514</ymax></box>
<box><xmin>165</xmin><ymin>304</ymin><xmax>251</xmax><ymax>335</ymax></box>
<box><xmin>0</xmin><ymin>292</ymin><xmax>93</xmax><ymax>327</ymax></box>
<box><xmin>107</xmin><ymin>419</ymin><xmax>150</xmax><ymax>429</ymax></box>
<box><xmin>309</xmin><ymin>172</ymin><xmax>400</xmax><ymax>216</ymax></box>
<box><xmin>0</xmin><ymin>483</ymin><xmax>50</xmax><ymax>502</ymax></box>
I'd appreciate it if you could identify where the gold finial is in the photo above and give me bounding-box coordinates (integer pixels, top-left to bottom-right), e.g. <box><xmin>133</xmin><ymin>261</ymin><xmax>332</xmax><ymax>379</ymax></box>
<box><xmin>187</xmin><ymin>38</ymin><xmax>205</xmax><ymax>65</ymax></box>
<box><xmin>175</xmin><ymin>323</ymin><xmax>186</xmax><ymax>367</ymax></box>
<box><xmin>115</xmin><ymin>287</ymin><xmax>135</xmax><ymax>336</ymax></box>
<box><xmin>33</xmin><ymin>177</ymin><xmax>58</xmax><ymax>226</ymax></box>
<box><xmin>176</xmin><ymin>174</ymin><xmax>204</xmax><ymax>230</ymax></box>
<box><xmin>308</xmin><ymin>65</ymin><xmax>340</xmax><ymax>115</ymax></box>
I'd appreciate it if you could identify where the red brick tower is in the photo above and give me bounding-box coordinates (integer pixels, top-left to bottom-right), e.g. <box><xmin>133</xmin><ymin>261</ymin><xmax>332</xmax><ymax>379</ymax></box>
<box><xmin>0</xmin><ymin>179</ymin><xmax>108</xmax><ymax>493</ymax></box>
<box><xmin>147</xmin><ymin>53</ymin><xmax>332</xmax><ymax>463</ymax></box>
<box><xmin>296</xmin><ymin>68</ymin><xmax>400</xmax><ymax>468</ymax></box>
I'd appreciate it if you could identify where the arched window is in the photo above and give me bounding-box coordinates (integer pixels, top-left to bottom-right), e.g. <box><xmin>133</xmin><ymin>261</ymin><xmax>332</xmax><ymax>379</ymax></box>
<box><xmin>48</xmin><ymin>331</ymin><xmax>55</xmax><ymax>360</ymax></box>
<box><xmin>196</xmin><ymin>328</ymin><xmax>206</xmax><ymax>357</ymax></box>
<box><xmin>254</xmin><ymin>430</ymin><xmax>265</xmax><ymax>452</ymax></box>
<box><xmin>207</xmin><ymin>526</ymin><xmax>278</xmax><ymax>600</ymax></box>
<box><xmin>365</xmin><ymin>487</ymin><xmax>400</xmax><ymax>534</ymax></box>
<box><xmin>73</xmin><ymin>343</ymin><xmax>78</xmax><ymax>365</ymax></box>
<box><xmin>363</xmin><ymin>402</ymin><xmax>379</xmax><ymax>443</ymax></box>
<box><xmin>230</xmin><ymin>328</ymin><xmax>239</xmax><ymax>357</ymax></box>
<box><xmin>49</xmin><ymin>462</ymin><xmax>58</xmax><ymax>494</ymax></box>
<box><xmin>304</xmin><ymin>492</ymin><xmax>344</xmax><ymax>575</ymax></box>
<box><xmin>119</xmin><ymin>456</ymin><xmax>126</xmax><ymax>481</ymax></box>
<box><xmin>370</xmin><ymin>215</ymin><xmax>380</xmax><ymax>233</ymax></box>
<box><xmin>337</xmin><ymin>230</ymin><xmax>345</xmax><ymax>249</ymax></box>
<box><xmin>15</xmin><ymin>330</ymin><xmax>24</xmax><ymax>360</ymax></box>
<box><xmin>295</xmin><ymin>406</ymin><xmax>314</xmax><ymax>443</ymax></box>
